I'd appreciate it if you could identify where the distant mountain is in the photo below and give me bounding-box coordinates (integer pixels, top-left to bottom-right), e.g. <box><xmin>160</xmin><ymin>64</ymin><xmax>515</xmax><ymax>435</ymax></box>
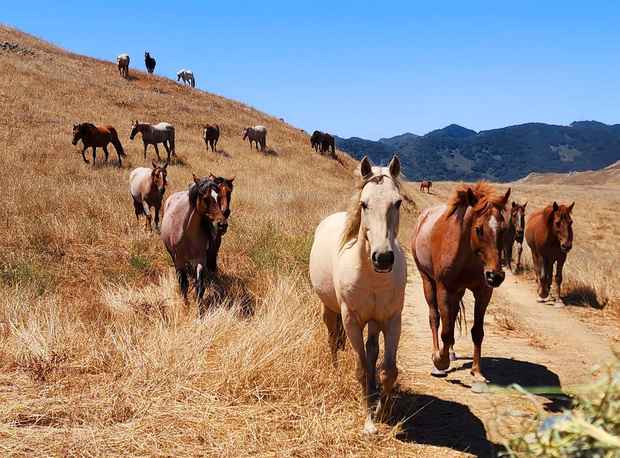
<box><xmin>335</xmin><ymin>121</ymin><xmax>620</xmax><ymax>182</ymax></box>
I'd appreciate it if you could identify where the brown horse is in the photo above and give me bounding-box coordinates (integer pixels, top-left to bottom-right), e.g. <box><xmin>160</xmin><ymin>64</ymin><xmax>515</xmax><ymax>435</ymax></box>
<box><xmin>72</xmin><ymin>123</ymin><xmax>125</xmax><ymax>167</ymax></box>
<box><xmin>203</xmin><ymin>124</ymin><xmax>220</xmax><ymax>152</ymax></box>
<box><xmin>502</xmin><ymin>201</ymin><xmax>527</xmax><ymax>271</ymax></box>
<box><xmin>412</xmin><ymin>182</ymin><xmax>510</xmax><ymax>387</ymax></box>
<box><xmin>117</xmin><ymin>54</ymin><xmax>130</xmax><ymax>78</ymax></box>
<box><xmin>420</xmin><ymin>180</ymin><xmax>432</xmax><ymax>193</ymax></box>
<box><xmin>129</xmin><ymin>162</ymin><xmax>168</xmax><ymax>231</ymax></box>
<box><xmin>525</xmin><ymin>202</ymin><xmax>574</xmax><ymax>306</ymax></box>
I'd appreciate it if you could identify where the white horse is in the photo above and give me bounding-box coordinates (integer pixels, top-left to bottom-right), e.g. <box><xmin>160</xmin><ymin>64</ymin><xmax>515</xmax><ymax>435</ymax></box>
<box><xmin>177</xmin><ymin>69</ymin><xmax>195</xmax><ymax>88</ymax></box>
<box><xmin>129</xmin><ymin>120</ymin><xmax>176</xmax><ymax>162</ymax></box>
<box><xmin>309</xmin><ymin>155</ymin><xmax>406</xmax><ymax>434</ymax></box>
<box><xmin>117</xmin><ymin>53</ymin><xmax>130</xmax><ymax>78</ymax></box>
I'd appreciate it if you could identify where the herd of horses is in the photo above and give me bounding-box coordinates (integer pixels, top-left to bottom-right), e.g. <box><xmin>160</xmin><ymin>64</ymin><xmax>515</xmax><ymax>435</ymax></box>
<box><xmin>115</xmin><ymin>51</ymin><xmax>195</xmax><ymax>88</ymax></box>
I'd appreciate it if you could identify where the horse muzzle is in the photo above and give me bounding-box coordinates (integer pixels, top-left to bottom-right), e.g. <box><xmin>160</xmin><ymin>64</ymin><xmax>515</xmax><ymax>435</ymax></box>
<box><xmin>217</xmin><ymin>221</ymin><xmax>228</xmax><ymax>235</ymax></box>
<box><xmin>560</xmin><ymin>243</ymin><xmax>572</xmax><ymax>253</ymax></box>
<box><xmin>485</xmin><ymin>270</ymin><xmax>505</xmax><ymax>288</ymax></box>
<box><xmin>372</xmin><ymin>251</ymin><xmax>394</xmax><ymax>273</ymax></box>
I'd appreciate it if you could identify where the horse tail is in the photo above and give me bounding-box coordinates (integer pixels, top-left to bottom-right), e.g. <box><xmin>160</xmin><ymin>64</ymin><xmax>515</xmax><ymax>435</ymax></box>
<box><xmin>109</xmin><ymin>128</ymin><xmax>125</xmax><ymax>156</ymax></box>
<box><xmin>170</xmin><ymin>127</ymin><xmax>176</xmax><ymax>155</ymax></box>
<box><xmin>191</xmin><ymin>75</ymin><xmax>195</xmax><ymax>88</ymax></box>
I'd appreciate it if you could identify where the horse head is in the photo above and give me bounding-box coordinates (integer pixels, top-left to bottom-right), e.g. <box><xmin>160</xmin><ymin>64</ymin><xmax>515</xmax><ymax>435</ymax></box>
<box><xmin>71</xmin><ymin>123</ymin><xmax>82</xmax><ymax>145</ymax></box>
<box><xmin>510</xmin><ymin>201</ymin><xmax>527</xmax><ymax>242</ymax></box>
<box><xmin>358</xmin><ymin>155</ymin><xmax>402</xmax><ymax>273</ymax></box>
<box><xmin>242</xmin><ymin>127</ymin><xmax>250</xmax><ymax>140</ymax></box>
<box><xmin>209</xmin><ymin>174</ymin><xmax>235</xmax><ymax>234</ymax></box>
<box><xmin>190</xmin><ymin>174</ymin><xmax>226</xmax><ymax>233</ymax></box>
<box><xmin>129</xmin><ymin>120</ymin><xmax>140</xmax><ymax>140</ymax></box>
<box><xmin>151</xmin><ymin>161</ymin><xmax>168</xmax><ymax>195</ymax></box>
<box><xmin>550</xmin><ymin>201</ymin><xmax>574</xmax><ymax>253</ymax></box>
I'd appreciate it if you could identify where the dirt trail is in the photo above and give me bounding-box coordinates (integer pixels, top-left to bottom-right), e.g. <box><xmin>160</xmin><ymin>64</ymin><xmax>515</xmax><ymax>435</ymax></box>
<box><xmin>391</xmin><ymin>191</ymin><xmax>616</xmax><ymax>457</ymax></box>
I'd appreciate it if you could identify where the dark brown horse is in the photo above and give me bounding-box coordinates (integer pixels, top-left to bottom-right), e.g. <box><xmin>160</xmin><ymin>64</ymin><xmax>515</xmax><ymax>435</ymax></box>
<box><xmin>72</xmin><ymin>123</ymin><xmax>125</xmax><ymax>167</ymax></box>
<box><xmin>144</xmin><ymin>51</ymin><xmax>156</xmax><ymax>74</ymax></box>
<box><xmin>502</xmin><ymin>201</ymin><xmax>527</xmax><ymax>271</ymax></box>
<box><xmin>206</xmin><ymin>174</ymin><xmax>234</xmax><ymax>272</ymax></box>
<box><xmin>525</xmin><ymin>202</ymin><xmax>574</xmax><ymax>306</ymax></box>
<box><xmin>310</xmin><ymin>130</ymin><xmax>322</xmax><ymax>152</ymax></box>
<box><xmin>310</xmin><ymin>131</ymin><xmax>336</xmax><ymax>157</ymax></box>
<box><xmin>420</xmin><ymin>180</ymin><xmax>432</xmax><ymax>193</ymax></box>
<box><xmin>203</xmin><ymin>124</ymin><xmax>220</xmax><ymax>152</ymax></box>
<box><xmin>412</xmin><ymin>182</ymin><xmax>510</xmax><ymax>387</ymax></box>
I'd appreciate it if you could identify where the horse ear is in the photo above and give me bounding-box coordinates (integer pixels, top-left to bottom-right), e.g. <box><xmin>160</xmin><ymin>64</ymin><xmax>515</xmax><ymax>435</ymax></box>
<box><xmin>192</xmin><ymin>173</ymin><xmax>200</xmax><ymax>185</ymax></box>
<box><xmin>466</xmin><ymin>188</ymin><xmax>478</xmax><ymax>207</ymax></box>
<box><xmin>359</xmin><ymin>156</ymin><xmax>373</xmax><ymax>178</ymax></box>
<box><xmin>523</xmin><ymin>201</ymin><xmax>527</xmax><ymax>209</ymax></box>
<box><xmin>208</xmin><ymin>173</ymin><xmax>216</xmax><ymax>180</ymax></box>
<box><xmin>568</xmin><ymin>202</ymin><xmax>575</xmax><ymax>213</ymax></box>
<box><xmin>552</xmin><ymin>201</ymin><xmax>559</xmax><ymax>212</ymax></box>
<box><xmin>512</xmin><ymin>201</ymin><xmax>517</xmax><ymax>208</ymax></box>
<box><xmin>388</xmin><ymin>155</ymin><xmax>401</xmax><ymax>178</ymax></box>
<box><xmin>501</xmin><ymin>188</ymin><xmax>511</xmax><ymax>206</ymax></box>
<box><xmin>228</xmin><ymin>176</ymin><xmax>235</xmax><ymax>183</ymax></box>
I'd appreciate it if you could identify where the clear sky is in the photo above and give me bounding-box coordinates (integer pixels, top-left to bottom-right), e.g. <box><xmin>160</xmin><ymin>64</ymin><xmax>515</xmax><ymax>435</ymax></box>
<box><xmin>4</xmin><ymin>1</ymin><xmax>620</xmax><ymax>139</ymax></box>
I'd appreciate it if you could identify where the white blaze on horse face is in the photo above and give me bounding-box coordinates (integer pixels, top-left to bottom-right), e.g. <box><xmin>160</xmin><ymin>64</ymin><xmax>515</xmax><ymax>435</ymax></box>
<box><xmin>488</xmin><ymin>215</ymin><xmax>498</xmax><ymax>237</ymax></box>
<box><xmin>211</xmin><ymin>189</ymin><xmax>218</xmax><ymax>201</ymax></box>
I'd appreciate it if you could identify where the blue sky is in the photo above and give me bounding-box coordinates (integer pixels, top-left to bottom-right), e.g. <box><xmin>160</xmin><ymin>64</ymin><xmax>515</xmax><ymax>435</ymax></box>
<box><xmin>5</xmin><ymin>1</ymin><xmax>620</xmax><ymax>139</ymax></box>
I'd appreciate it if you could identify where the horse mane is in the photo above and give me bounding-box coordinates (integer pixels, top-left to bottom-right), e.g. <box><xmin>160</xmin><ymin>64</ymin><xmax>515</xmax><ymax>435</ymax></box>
<box><xmin>80</xmin><ymin>122</ymin><xmax>96</xmax><ymax>130</ymax></box>
<box><xmin>447</xmin><ymin>181</ymin><xmax>506</xmax><ymax>216</ymax></box>
<box><xmin>339</xmin><ymin>174</ymin><xmax>401</xmax><ymax>250</ymax></box>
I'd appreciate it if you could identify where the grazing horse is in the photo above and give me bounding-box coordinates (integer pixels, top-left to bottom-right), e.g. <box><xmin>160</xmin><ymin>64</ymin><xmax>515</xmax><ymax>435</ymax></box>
<box><xmin>129</xmin><ymin>161</ymin><xmax>168</xmax><ymax>231</ymax></box>
<box><xmin>72</xmin><ymin>123</ymin><xmax>125</xmax><ymax>167</ymax></box>
<box><xmin>203</xmin><ymin>124</ymin><xmax>220</xmax><ymax>152</ymax></box>
<box><xmin>242</xmin><ymin>126</ymin><xmax>267</xmax><ymax>152</ymax></box>
<box><xmin>177</xmin><ymin>69</ymin><xmax>195</xmax><ymax>88</ymax></box>
<box><xmin>412</xmin><ymin>182</ymin><xmax>510</xmax><ymax>386</ymax></box>
<box><xmin>161</xmin><ymin>175</ymin><xmax>226</xmax><ymax>313</ymax></box>
<box><xmin>525</xmin><ymin>202</ymin><xmax>574</xmax><ymax>306</ymax></box>
<box><xmin>206</xmin><ymin>174</ymin><xmax>235</xmax><ymax>273</ymax></box>
<box><xmin>420</xmin><ymin>180</ymin><xmax>432</xmax><ymax>193</ymax></box>
<box><xmin>502</xmin><ymin>201</ymin><xmax>527</xmax><ymax>271</ymax></box>
<box><xmin>117</xmin><ymin>54</ymin><xmax>130</xmax><ymax>78</ymax></box>
<box><xmin>130</xmin><ymin>120</ymin><xmax>175</xmax><ymax>162</ymax></box>
<box><xmin>144</xmin><ymin>51</ymin><xmax>156</xmax><ymax>74</ymax></box>
<box><xmin>309</xmin><ymin>156</ymin><xmax>406</xmax><ymax>434</ymax></box>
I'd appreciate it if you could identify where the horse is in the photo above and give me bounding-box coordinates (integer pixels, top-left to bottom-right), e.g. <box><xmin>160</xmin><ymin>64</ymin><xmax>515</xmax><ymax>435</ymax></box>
<box><xmin>310</xmin><ymin>130</ymin><xmax>322</xmax><ymax>152</ymax></box>
<box><xmin>117</xmin><ymin>54</ymin><xmax>130</xmax><ymax>78</ymax></box>
<box><xmin>242</xmin><ymin>126</ymin><xmax>267</xmax><ymax>152</ymax></box>
<box><xmin>420</xmin><ymin>180</ymin><xmax>432</xmax><ymax>193</ymax></box>
<box><xmin>309</xmin><ymin>155</ymin><xmax>406</xmax><ymax>435</ymax></box>
<box><xmin>411</xmin><ymin>182</ymin><xmax>510</xmax><ymax>387</ymax></box>
<box><xmin>72</xmin><ymin>123</ymin><xmax>125</xmax><ymax>167</ymax></box>
<box><xmin>129</xmin><ymin>161</ymin><xmax>168</xmax><ymax>231</ymax></box>
<box><xmin>177</xmin><ymin>69</ymin><xmax>195</xmax><ymax>88</ymax></box>
<box><xmin>310</xmin><ymin>131</ymin><xmax>336</xmax><ymax>157</ymax></box>
<box><xmin>502</xmin><ymin>201</ymin><xmax>527</xmax><ymax>271</ymax></box>
<box><xmin>130</xmin><ymin>120</ymin><xmax>175</xmax><ymax>162</ymax></box>
<box><xmin>525</xmin><ymin>202</ymin><xmax>574</xmax><ymax>306</ymax></box>
<box><xmin>206</xmin><ymin>174</ymin><xmax>235</xmax><ymax>273</ymax></box>
<box><xmin>144</xmin><ymin>51</ymin><xmax>156</xmax><ymax>74</ymax></box>
<box><xmin>161</xmin><ymin>174</ymin><xmax>226</xmax><ymax>314</ymax></box>
<box><xmin>203</xmin><ymin>124</ymin><xmax>220</xmax><ymax>152</ymax></box>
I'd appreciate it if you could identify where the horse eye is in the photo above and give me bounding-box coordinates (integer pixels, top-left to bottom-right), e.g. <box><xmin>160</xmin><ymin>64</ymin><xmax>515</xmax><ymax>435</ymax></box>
<box><xmin>476</xmin><ymin>226</ymin><xmax>483</xmax><ymax>237</ymax></box>
<box><xmin>360</xmin><ymin>202</ymin><xmax>368</xmax><ymax>210</ymax></box>
<box><xmin>395</xmin><ymin>200</ymin><xmax>402</xmax><ymax>209</ymax></box>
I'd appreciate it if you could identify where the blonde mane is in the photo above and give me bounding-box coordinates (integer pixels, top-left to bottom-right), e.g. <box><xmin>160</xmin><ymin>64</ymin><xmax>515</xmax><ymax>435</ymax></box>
<box><xmin>339</xmin><ymin>174</ymin><xmax>401</xmax><ymax>249</ymax></box>
<box><xmin>447</xmin><ymin>181</ymin><xmax>506</xmax><ymax>216</ymax></box>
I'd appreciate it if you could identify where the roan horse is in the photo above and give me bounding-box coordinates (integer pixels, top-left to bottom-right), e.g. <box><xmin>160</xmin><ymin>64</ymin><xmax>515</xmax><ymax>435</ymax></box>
<box><xmin>525</xmin><ymin>202</ymin><xmax>574</xmax><ymax>306</ymax></box>
<box><xmin>144</xmin><ymin>51</ymin><xmax>156</xmax><ymax>74</ymax></box>
<box><xmin>502</xmin><ymin>201</ymin><xmax>527</xmax><ymax>271</ymax></box>
<box><xmin>420</xmin><ymin>180</ymin><xmax>432</xmax><ymax>193</ymax></box>
<box><xmin>203</xmin><ymin>124</ymin><xmax>220</xmax><ymax>152</ymax></box>
<box><xmin>72</xmin><ymin>123</ymin><xmax>125</xmax><ymax>167</ymax></box>
<box><xmin>242</xmin><ymin>126</ymin><xmax>267</xmax><ymax>152</ymax></box>
<box><xmin>412</xmin><ymin>182</ymin><xmax>510</xmax><ymax>388</ymax></box>
<box><xmin>206</xmin><ymin>175</ymin><xmax>235</xmax><ymax>273</ymax></box>
<box><xmin>117</xmin><ymin>54</ymin><xmax>130</xmax><ymax>78</ymax></box>
<box><xmin>309</xmin><ymin>156</ymin><xmax>406</xmax><ymax>434</ymax></box>
<box><xmin>177</xmin><ymin>69</ymin><xmax>195</xmax><ymax>88</ymax></box>
<box><xmin>129</xmin><ymin>161</ymin><xmax>168</xmax><ymax>231</ymax></box>
<box><xmin>130</xmin><ymin>120</ymin><xmax>176</xmax><ymax>162</ymax></box>
<box><xmin>161</xmin><ymin>175</ymin><xmax>226</xmax><ymax>314</ymax></box>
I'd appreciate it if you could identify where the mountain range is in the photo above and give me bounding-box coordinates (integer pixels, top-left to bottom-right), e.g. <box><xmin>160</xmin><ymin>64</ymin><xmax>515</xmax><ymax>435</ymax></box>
<box><xmin>335</xmin><ymin>121</ymin><xmax>620</xmax><ymax>182</ymax></box>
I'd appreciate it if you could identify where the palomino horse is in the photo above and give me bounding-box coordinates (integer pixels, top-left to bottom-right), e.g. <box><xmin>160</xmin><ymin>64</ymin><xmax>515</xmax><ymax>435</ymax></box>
<box><xmin>309</xmin><ymin>156</ymin><xmax>406</xmax><ymax>434</ymax></box>
<box><xmin>129</xmin><ymin>161</ymin><xmax>168</xmax><ymax>231</ymax></box>
<box><xmin>177</xmin><ymin>69</ymin><xmax>195</xmax><ymax>88</ymax></box>
<box><xmin>525</xmin><ymin>202</ymin><xmax>574</xmax><ymax>306</ymax></box>
<box><xmin>203</xmin><ymin>124</ymin><xmax>220</xmax><ymax>152</ymax></box>
<box><xmin>420</xmin><ymin>180</ymin><xmax>432</xmax><ymax>193</ymax></box>
<box><xmin>72</xmin><ymin>123</ymin><xmax>125</xmax><ymax>167</ymax></box>
<box><xmin>206</xmin><ymin>174</ymin><xmax>235</xmax><ymax>273</ymax></box>
<box><xmin>144</xmin><ymin>51</ymin><xmax>156</xmax><ymax>74</ymax></box>
<box><xmin>117</xmin><ymin>54</ymin><xmax>130</xmax><ymax>78</ymax></box>
<box><xmin>412</xmin><ymin>182</ymin><xmax>510</xmax><ymax>387</ymax></box>
<box><xmin>130</xmin><ymin>121</ymin><xmax>176</xmax><ymax>162</ymax></box>
<box><xmin>161</xmin><ymin>175</ymin><xmax>226</xmax><ymax>314</ymax></box>
<box><xmin>242</xmin><ymin>126</ymin><xmax>267</xmax><ymax>152</ymax></box>
<box><xmin>502</xmin><ymin>201</ymin><xmax>527</xmax><ymax>271</ymax></box>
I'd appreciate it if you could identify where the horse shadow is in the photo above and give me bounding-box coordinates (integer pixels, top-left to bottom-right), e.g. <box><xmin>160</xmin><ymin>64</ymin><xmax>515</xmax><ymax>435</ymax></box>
<box><xmin>449</xmin><ymin>357</ymin><xmax>571</xmax><ymax>412</ymax></box>
<box><xmin>214</xmin><ymin>149</ymin><xmax>232</xmax><ymax>158</ymax></box>
<box><xmin>386</xmin><ymin>388</ymin><xmax>503</xmax><ymax>457</ymax></box>
<box><xmin>204</xmin><ymin>271</ymin><xmax>255</xmax><ymax>318</ymax></box>
<box><xmin>562</xmin><ymin>285</ymin><xmax>604</xmax><ymax>309</ymax></box>
<box><xmin>262</xmin><ymin>147</ymin><xmax>278</xmax><ymax>156</ymax></box>
<box><xmin>168</xmin><ymin>155</ymin><xmax>189</xmax><ymax>167</ymax></box>
<box><xmin>90</xmin><ymin>160</ymin><xmax>125</xmax><ymax>170</ymax></box>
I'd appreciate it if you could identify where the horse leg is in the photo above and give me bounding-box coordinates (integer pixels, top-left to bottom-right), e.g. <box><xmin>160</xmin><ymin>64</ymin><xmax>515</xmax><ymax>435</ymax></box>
<box><xmin>506</xmin><ymin>241</ymin><xmax>514</xmax><ymax>271</ymax></box>
<box><xmin>516</xmin><ymin>242</ymin><xmax>524</xmax><ymax>272</ymax></box>
<box><xmin>91</xmin><ymin>147</ymin><xmax>97</xmax><ymax>166</ymax></box>
<box><xmin>322</xmin><ymin>305</ymin><xmax>343</xmax><ymax>366</ymax></box>
<box><xmin>142</xmin><ymin>202</ymin><xmax>151</xmax><ymax>231</ymax></box>
<box><xmin>553</xmin><ymin>254</ymin><xmax>566</xmax><ymax>307</ymax></box>
<box><xmin>81</xmin><ymin>146</ymin><xmax>89</xmax><ymax>163</ymax></box>
<box><xmin>176</xmin><ymin>268</ymin><xmax>189</xmax><ymax>303</ymax></box>
<box><xmin>471</xmin><ymin>286</ymin><xmax>492</xmax><ymax>386</ymax></box>
<box><xmin>433</xmin><ymin>286</ymin><xmax>460</xmax><ymax>372</ymax></box>
<box><xmin>163</xmin><ymin>141</ymin><xmax>171</xmax><ymax>162</ymax></box>
<box><xmin>143</xmin><ymin>142</ymin><xmax>148</xmax><ymax>160</ymax></box>
<box><xmin>420</xmin><ymin>271</ymin><xmax>444</xmax><ymax>375</ymax></box>
<box><xmin>132</xmin><ymin>199</ymin><xmax>142</xmax><ymax>221</ymax></box>
<box><xmin>365</xmin><ymin>320</ymin><xmax>380</xmax><ymax>405</ymax></box>
<box><xmin>196</xmin><ymin>263</ymin><xmax>207</xmax><ymax>316</ymax></box>
<box><xmin>154</xmin><ymin>143</ymin><xmax>161</xmax><ymax>161</ymax></box>
<box><xmin>532</xmin><ymin>251</ymin><xmax>546</xmax><ymax>301</ymax></box>
<box><xmin>377</xmin><ymin>313</ymin><xmax>401</xmax><ymax>420</ymax></box>
<box><xmin>541</xmin><ymin>256</ymin><xmax>553</xmax><ymax>300</ymax></box>
<box><xmin>153</xmin><ymin>205</ymin><xmax>160</xmax><ymax>232</ymax></box>
<box><xmin>103</xmin><ymin>145</ymin><xmax>109</xmax><ymax>163</ymax></box>
<box><xmin>206</xmin><ymin>234</ymin><xmax>221</xmax><ymax>273</ymax></box>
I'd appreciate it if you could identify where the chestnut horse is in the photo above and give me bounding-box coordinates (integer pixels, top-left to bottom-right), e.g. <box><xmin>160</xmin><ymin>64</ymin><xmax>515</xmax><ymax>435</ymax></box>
<box><xmin>525</xmin><ymin>202</ymin><xmax>574</xmax><ymax>306</ymax></box>
<box><xmin>412</xmin><ymin>182</ymin><xmax>510</xmax><ymax>387</ymax></box>
<box><xmin>206</xmin><ymin>174</ymin><xmax>235</xmax><ymax>273</ymax></box>
<box><xmin>72</xmin><ymin>123</ymin><xmax>125</xmax><ymax>167</ymax></box>
<box><xmin>420</xmin><ymin>180</ymin><xmax>432</xmax><ymax>193</ymax></box>
<box><xmin>129</xmin><ymin>162</ymin><xmax>168</xmax><ymax>231</ymax></box>
<box><xmin>502</xmin><ymin>201</ymin><xmax>527</xmax><ymax>271</ymax></box>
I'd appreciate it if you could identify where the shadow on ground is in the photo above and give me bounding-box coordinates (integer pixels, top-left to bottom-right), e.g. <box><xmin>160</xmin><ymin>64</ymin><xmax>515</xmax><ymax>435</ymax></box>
<box><xmin>563</xmin><ymin>284</ymin><xmax>604</xmax><ymax>309</ymax></box>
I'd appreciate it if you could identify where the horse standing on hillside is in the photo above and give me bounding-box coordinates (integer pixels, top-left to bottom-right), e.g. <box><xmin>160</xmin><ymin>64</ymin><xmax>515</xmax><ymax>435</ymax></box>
<box><xmin>144</xmin><ymin>52</ymin><xmax>156</xmax><ymax>74</ymax></box>
<box><xmin>310</xmin><ymin>156</ymin><xmax>406</xmax><ymax>435</ymax></box>
<box><xmin>117</xmin><ymin>54</ymin><xmax>130</xmax><ymax>78</ymax></box>
<box><xmin>502</xmin><ymin>201</ymin><xmax>527</xmax><ymax>271</ymax></box>
<box><xmin>310</xmin><ymin>130</ymin><xmax>323</xmax><ymax>152</ymax></box>
<box><xmin>525</xmin><ymin>202</ymin><xmax>574</xmax><ymax>306</ymax></box>
<box><xmin>72</xmin><ymin>123</ymin><xmax>126</xmax><ymax>167</ymax></box>
<box><xmin>161</xmin><ymin>175</ymin><xmax>226</xmax><ymax>314</ymax></box>
<box><xmin>420</xmin><ymin>180</ymin><xmax>432</xmax><ymax>193</ymax></box>
<box><xmin>177</xmin><ymin>69</ymin><xmax>195</xmax><ymax>88</ymax></box>
<box><xmin>130</xmin><ymin>120</ymin><xmax>176</xmax><ymax>162</ymax></box>
<box><xmin>203</xmin><ymin>124</ymin><xmax>220</xmax><ymax>152</ymax></box>
<box><xmin>129</xmin><ymin>162</ymin><xmax>168</xmax><ymax>231</ymax></box>
<box><xmin>242</xmin><ymin>126</ymin><xmax>267</xmax><ymax>152</ymax></box>
<box><xmin>411</xmin><ymin>182</ymin><xmax>510</xmax><ymax>387</ymax></box>
<box><xmin>310</xmin><ymin>131</ymin><xmax>336</xmax><ymax>157</ymax></box>
<box><xmin>206</xmin><ymin>174</ymin><xmax>235</xmax><ymax>273</ymax></box>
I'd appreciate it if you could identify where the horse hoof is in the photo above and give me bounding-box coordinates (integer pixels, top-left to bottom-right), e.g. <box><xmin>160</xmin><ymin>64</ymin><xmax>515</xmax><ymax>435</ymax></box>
<box><xmin>431</xmin><ymin>366</ymin><xmax>448</xmax><ymax>377</ymax></box>
<box><xmin>471</xmin><ymin>381</ymin><xmax>490</xmax><ymax>394</ymax></box>
<box><xmin>449</xmin><ymin>351</ymin><xmax>458</xmax><ymax>362</ymax></box>
<box><xmin>363</xmin><ymin>415</ymin><xmax>378</xmax><ymax>435</ymax></box>
<box><xmin>553</xmin><ymin>300</ymin><xmax>565</xmax><ymax>308</ymax></box>
<box><xmin>536</xmin><ymin>296</ymin><xmax>548</xmax><ymax>303</ymax></box>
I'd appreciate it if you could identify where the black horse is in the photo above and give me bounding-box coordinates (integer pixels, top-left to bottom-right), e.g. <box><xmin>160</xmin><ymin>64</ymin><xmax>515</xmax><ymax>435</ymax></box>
<box><xmin>144</xmin><ymin>51</ymin><xmax>156</xmax><ymax>74</ymax></box>
<box><xmin>310</xmin><ymin>130</ymin><xmax>336</xmax><ymax>157</ymax></box>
